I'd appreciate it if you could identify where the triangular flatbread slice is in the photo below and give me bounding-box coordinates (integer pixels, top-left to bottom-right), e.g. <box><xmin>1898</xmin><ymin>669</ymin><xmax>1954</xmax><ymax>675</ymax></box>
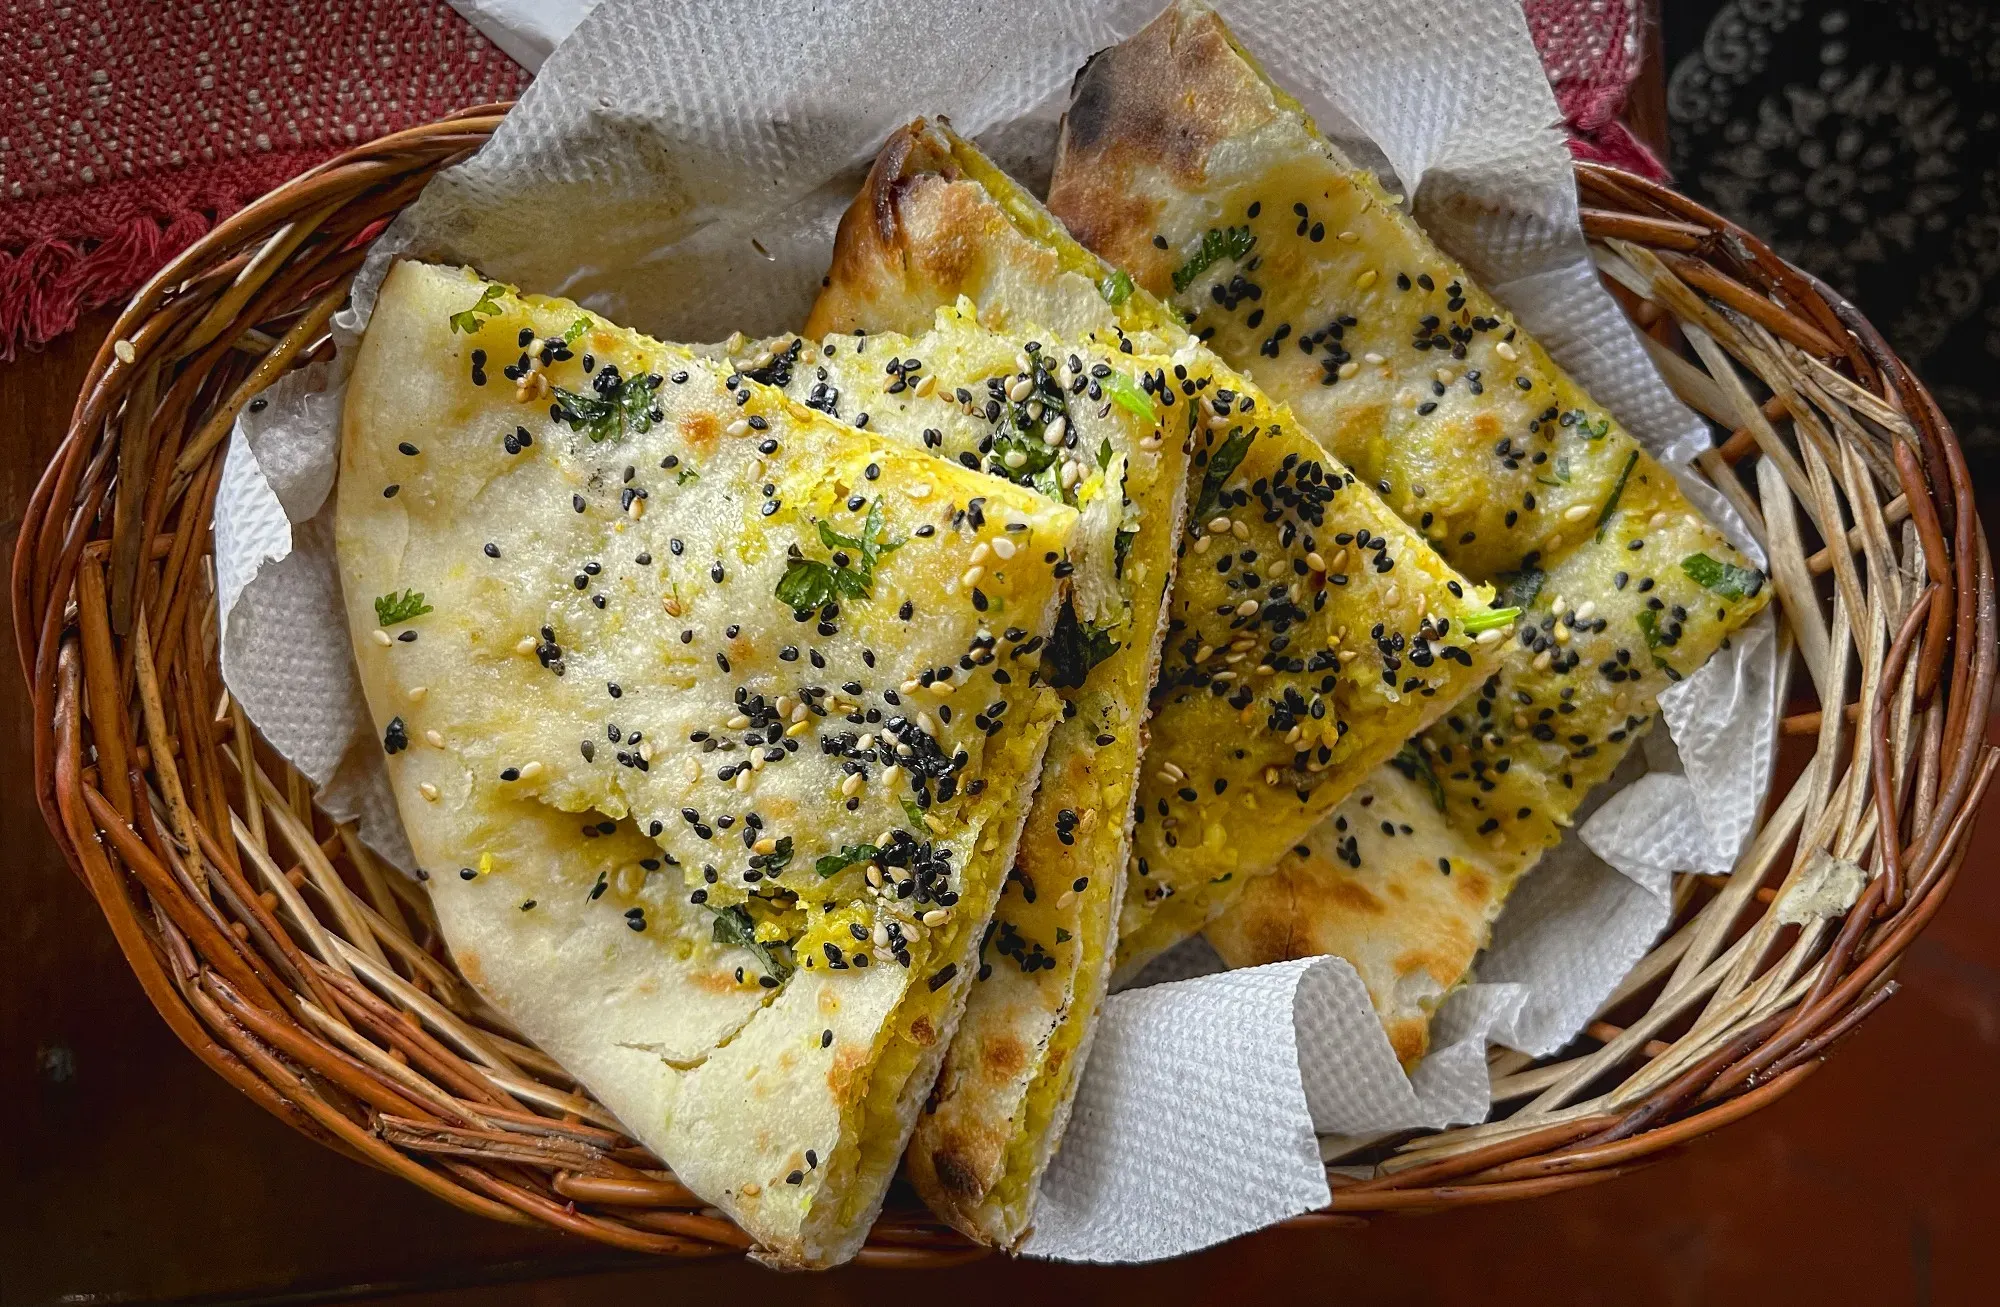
<box><xmin>1049</xmin><ymin>0</ymin><xmax>1769</xmax><ymax>1060</ymax></box>
<box><xmin>722</xmin><ymin>299</ymin><xmax>1190</xmax><ymax>1247</ymax></box>
<box><xmin>802</xmin><ymin>120</ymin><xmax>1504</xmax><ymax>1246</ymax></box>
<box><xmin>336</xmin><ymin>260</ymin><xmax>1077</xmax><ymax>1267</ymax></box>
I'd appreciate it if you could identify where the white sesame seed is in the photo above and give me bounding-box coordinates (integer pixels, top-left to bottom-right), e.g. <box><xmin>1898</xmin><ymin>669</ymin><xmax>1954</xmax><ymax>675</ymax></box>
<box><xmin>113</xmin><ymin>338</ymin><xmax>137</xmax><ymax>364</ymax></box>
<box><xmin>1208</xmin><ymin>516</ymin><xmax>1232</xmax><ymax>534</ymax></box>
<box><xmin>923</xmin><ymin>909</ymin><xmax>949</xmax><ymax>927</ymax></box>
<box><xmin>727</xmin><ymin>714</ymin><xmax>751</xmax><ymax>729</ymax></box>
<box><xmin>1574</xmin><ymin>601</ymin><xmax>1597</xmax><ymax>622</ymax></box>
<box><xmin>1007</xmin><ymin>377</ymin><xmax>1034</xmax><ymax>402</ymax></box>
<box><xmin>425</xmin><ymin>729</ymin><xmax>445</xmax><ymax>749</ymax></box>
<box><xmin>407</xmin><ymin>685</ymin><xmax>428</xmax><ymax>702</ymax></box>
<box><xmin>1306</xmin><ymin>551</ymin><xmax>1327</xmax><ymax>572</ymax></box>
<box><xmin>1563</xmin><ymin>504</ymin><xmax>1592</xmax><ymax>522</ymax></box>
<box><xmin>1356</xmin><ymin>269</ymin><xmax>1379</xmax><ymax>290</ymax></box>
<box><xmin>515</xmin><ymin>636</ymin><xmax>537</xmax><ymax>655</ymax></box>
<box><xmin>1236</xmin><ymin>599</ymin><xmax>1260</xmax><ymax>617</ymax></box>
<box><xmin>627</xmin><ymin>496</ymin><xmax>645</xmax><ymax>520</ymax></box>
<box><xmin>881</xmin><ymin>763</ymin><xmax>903</xmax><ymax>788</ymax></box>
<box><xmin>1364</xmin><ymin>352</ymin><xmax>1386</xmax><ymax>364</ymax></box>
<box><xmin>990</xmin><ymin>536</ymin><xmax>1015</xmax><ymax>560</ymax></box>
<box><xmin>1435</xmin><ymin>368</ymin><xmax>1455</xmax><ymax>385</ymax></box>
<box><xmin>970</xmin><ymin>542</ymin><xmax>991</xmax><ymax>565</ymax></box>
<box><xmin>1477</xmin><ymin>627</ymin><xmax>1505</xmax><ymax>644</ymax></box>
<box><xmin>786</xmin><ymin>720</ymin><xmax>812</xmax><ymax>738</ymax></box>
<box><xmin>1338</xmin><ymin>230</ymin><xmax>1359</xmax><ymax>243</ymax></box>
<box><xmin>519</xmin><ymin>761</ymin><xmax>544</xmax><ymax>781</ymax></box>
<box><xmin>1338</xmin><ymin>361</ymin><xmax>1359</xmax><ymax>379</ymax></box>
<box><xmin>961</xmin><ymin>565</ymin><xmax>984</xmax><ymax>589</ymax></box>
<box><xmin>371</xmin><ymin>628</ymin><xmax>393</xmax><ymax>647</ymax></box>
<box><xmin>725</xmin><ymin>419</ymin><xmax>751</xmax><ymax>438</ymax></box>
<box><xmin>1043</xmin><ymin>416</ymin><xmax>1068</xmax><ymax>446</ymax></box>
<box><xmin>1495</xmin><ymin>341</ymin><xmax>1519</xmax><ymax>361</ymax></box>
<box><xmin>1231</xmin><ymin>520</ymin><xmax>1249</xmax><ymax>540</ymax></box>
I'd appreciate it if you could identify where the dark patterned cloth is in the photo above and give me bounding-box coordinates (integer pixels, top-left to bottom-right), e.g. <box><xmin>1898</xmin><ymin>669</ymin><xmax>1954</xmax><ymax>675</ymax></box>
<box><xmin>1666</xmin><ymin>0</ymin><xmax>2000</xmax><ymax>461</ymax></box>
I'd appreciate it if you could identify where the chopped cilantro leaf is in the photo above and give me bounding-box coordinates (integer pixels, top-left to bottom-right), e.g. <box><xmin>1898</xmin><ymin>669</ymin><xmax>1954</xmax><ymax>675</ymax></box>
<box><xmin>373</xmin><ymin>590</ymin><xmax>433</xmax><ymax>627</ymax></box>
<box><xmin>1098</xmin><ymin>369</ymin><xmax>1156</xmax><ymax>423</ymax></box>
<box><xmin>447</xmin><ymin>283</ymin><xmax>506</xmax><ymax>334</ymax></box>
<box><xmin>1681</xmin><ymin>552</ymin><xmax>1765</xmax><ymax>600</ymax></box>
<box><xmin>1042</xmin><ymin>600</ymin><xmax>1122</xmax><ymax>690</ymax></box>
<box><xmin>1172</xmin><ymin>225</ymin><xmax>1256</xmax><ymax>294</ymax></box>
<box><xmin>815</xmin><ymin>843</ymin><xmax>882</xmax><ymax>879</ymax></box>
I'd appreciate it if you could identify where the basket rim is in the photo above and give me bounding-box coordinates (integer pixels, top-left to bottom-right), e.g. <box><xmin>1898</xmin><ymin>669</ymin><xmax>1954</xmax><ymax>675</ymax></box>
<box><xmin>13</xmin><ymin>105</ymin><xmax>1996</xmax><ymax>1266</ymax></box>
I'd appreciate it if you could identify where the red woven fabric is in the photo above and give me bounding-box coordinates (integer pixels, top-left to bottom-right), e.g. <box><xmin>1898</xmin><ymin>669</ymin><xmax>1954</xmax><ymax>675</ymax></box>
<box><xmin>1524</xmin><ymin>0</ymin><xmax>1667</xmax><ymax>180</ymax></box>
<box><xmin>0</xmin><ymin>0</ymin><xmax>526</xmax><ymax>358</ymax></box>
<box><xmin>0</xmin><ymin>1</ymin><xmax>1652</xmax><ymax>359</ymax></box>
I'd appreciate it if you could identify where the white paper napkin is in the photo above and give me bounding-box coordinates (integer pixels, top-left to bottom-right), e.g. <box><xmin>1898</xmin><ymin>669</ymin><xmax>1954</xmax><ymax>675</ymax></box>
<box><xmin>215</xmin><ymin>0</ymin><xmax>1778</xmax><ymax>1264</ymax></box>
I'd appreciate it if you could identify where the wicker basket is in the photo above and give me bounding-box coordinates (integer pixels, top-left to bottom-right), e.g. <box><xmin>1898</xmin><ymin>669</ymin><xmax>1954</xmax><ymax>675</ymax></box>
<box><xmin>16</xmin><ymin>104</ymin><xmax>1996</xmax><ymax>1266</ymax></box>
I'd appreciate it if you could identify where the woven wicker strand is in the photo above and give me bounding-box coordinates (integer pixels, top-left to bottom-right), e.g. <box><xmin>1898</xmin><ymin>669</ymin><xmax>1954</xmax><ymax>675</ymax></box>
<box><xmin>14</xmin><ymin>109</ymin><xmax>1995</xmax><ymax>1263</ymax></box>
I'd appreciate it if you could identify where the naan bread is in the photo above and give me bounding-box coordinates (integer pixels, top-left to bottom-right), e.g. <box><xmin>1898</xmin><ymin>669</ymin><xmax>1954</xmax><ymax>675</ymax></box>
<box><xmin>1049</xmin><ymin>0</ymin><xmax>1770</xmax><ymax>1059</ymax></box>
<box><xmin>721</xmin><ymin>303</ymin><xmax>1187</xmax><ymax>1248</ymax></box>
<box><xmin>336</xmin><ymin>260</ymin><xmax>1078</xmax><ymax>1267</ymax></box>
<box><xmin>805</xmin><ymin>121</ymin><xmax>1502</xmax><ymax>1244</ymax></box>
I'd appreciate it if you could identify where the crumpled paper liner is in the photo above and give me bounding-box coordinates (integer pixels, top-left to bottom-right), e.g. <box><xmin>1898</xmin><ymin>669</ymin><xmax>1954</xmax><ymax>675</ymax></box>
<box><xmin>215</xmin><ymin>0</ymin><xmax>1779</xmax><ymax>1263</ymax></box>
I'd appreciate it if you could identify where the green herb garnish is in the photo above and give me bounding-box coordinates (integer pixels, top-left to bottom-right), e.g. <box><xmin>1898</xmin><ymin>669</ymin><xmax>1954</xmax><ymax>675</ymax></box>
<box><xmin>1595</xmin><ymin>450</ymin><xmax>1639</xmax><ymax>541</ymax></box>
<box><xmin>550</xmin><ymin>369</ymin><xmax>663</xmax><ymax>444</ymax></box>
<box><xmin>561</xmin><ymin>317</ymin><xmax>591</xmax><ymax>345</ymax></box>
<box><xmin>1681</xmin><ymin>552</ymin><xmax>1766</xmax><ymax>600</ymax></box>
<box><xmin>760</xmin><ymin>836</ymin><xmax>793</xmax><ymax>874</ymax></box>
<box><xmin>1099</xmin><ymin>369</ymin><xmax>1156</xmax><ymax>423</ymax></box>
<box><xmin>815</xmin><ymin>843</ymin><xmax>882</xmax><ymax>879</ymax></box>
<box><xmin>1172</xmin><ymin>225</ymin><xmax>1256</xmax><ymax>294</ymax></box>
<box><xmin>1462</xmin><ymin>606</ymin><xmax>1521</xmax><ymax>634</ymax></box>
<box><xmin>775</xmin><ymin>498</ymin><xmax>903</xmax><ymax>611</ymax></box>
<box><xmin>1100</xmin><ymin>269</ymin><xmax>1134</xmax><ymax>306</ymax></box>
<box><xmin>1192</xmin><ymin>427</ymin><xmax>1255</xmax><ymax>522</ymax></box>
<box><xmin>710</xmin><ymin>905</ymin><xmax>793</xmax><ymax>982</ymax></box>
<box><xmin>1097</xmin><ymin>439</ymin><xmax>1115</xmax><ymax>472</ymax></box>
<box><xmin>902</xmin><ymin>798</ymin><xmax>930</xmax><ymax>831</ymax></box>
<box><xmin>447</xmin><ymin>283</ymin><xmax>506</xmax><ymax>334</ymax></box>
<box><xmin>373</xmin><ymin>590</ymin><xmax>433</xmax><ymax>627</ymax></box>
<box><xmin>1391</xmin><ymin>743</ymin><xmax>1447</xmax><ymax>812</ymax></box>
<box><xmin>1042</xmin><ymin>600</ymin><xmax>1122</xmax><ymax>690</ymax></box>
